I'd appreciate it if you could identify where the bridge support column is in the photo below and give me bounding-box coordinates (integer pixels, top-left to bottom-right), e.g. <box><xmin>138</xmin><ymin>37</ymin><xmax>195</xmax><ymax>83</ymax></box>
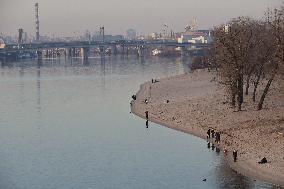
<box><xmin>65</xmin><ymin>48</ymin><xmax>73</xmax><ymax>58</ymax></box>
<box><xmin>180</xmin><ymin>46</ymin><xmax>187</xmax><ymax>60</ymax></box>
<box><xmin>81</xmin><ymin>47</ymin><xmax>89</xmax><ymax>60</ymax></box>
<box><xmin>111</xmin><ymin>45</ymin><xmax>118</xmax><ymax>55</ymax></box>
<box><xmin>99</xmin><ymin>46</ymin><xmax>105</xmax><ymax>57</ymax></box>
<box><xmin>137</xmin><ymin>46</ymin><xmax>145</xmax><ymax>57</ymax></box>
<box><xmin>37</xmin><ymin>50</ymin><xmax>43</xmax><ymax>60</ymax></box>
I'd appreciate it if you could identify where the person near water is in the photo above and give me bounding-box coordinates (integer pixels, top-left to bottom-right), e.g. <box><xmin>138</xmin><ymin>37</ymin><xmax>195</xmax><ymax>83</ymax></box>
<box><xmin>211</xmin><ymin>129</ymin><xmax>215</xmax><ymax>138</ymax></box>
<box><xmin>233</xmin><ymin>150</ymin><xmax>238</xmax><ymax>162</ymax></box>
<box><xmin>145</xmin><ymin>111</ymin><xmax>149</xmax><ymax>120</ymax></box>
<box><xmin>146</xmin><ymin>120</ymin><xmax>149</xmax><ymax>128</ymax></box>
<box><xmin>215</xmin><ymin>132</ymin><xmax>220</xmax><ymax>143</ymax></box>
<box><xmin>132</xmin><ymin>95</ymin><xmax>136</xmax><ymax>100</ymax></box>
<box><xmin>207</xmin><ymin>129</ymin><xmax>211</xmax><ymax>139</ymax></box>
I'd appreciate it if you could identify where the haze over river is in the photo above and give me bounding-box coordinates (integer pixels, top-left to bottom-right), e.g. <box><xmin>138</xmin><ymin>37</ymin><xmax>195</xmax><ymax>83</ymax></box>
<box><xmin>0</xmin><ymin>56</ymin><xmax>275</xmax><ymax>189</ymax></box>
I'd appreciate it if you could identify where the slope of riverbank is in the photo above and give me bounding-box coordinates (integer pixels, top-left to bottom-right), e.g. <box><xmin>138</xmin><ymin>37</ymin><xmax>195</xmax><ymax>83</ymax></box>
<box><xmin>131</xmin><ymin>69</ymin><xmax>284</xmax><ymax>187</ymax></box>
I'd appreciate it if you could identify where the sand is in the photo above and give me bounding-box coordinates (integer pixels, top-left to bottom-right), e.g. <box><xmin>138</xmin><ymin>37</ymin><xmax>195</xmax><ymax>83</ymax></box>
<box><xmin>131</xmin><ymin>69</ymin><xmax>284</xmax><ymax>187</ymax></box>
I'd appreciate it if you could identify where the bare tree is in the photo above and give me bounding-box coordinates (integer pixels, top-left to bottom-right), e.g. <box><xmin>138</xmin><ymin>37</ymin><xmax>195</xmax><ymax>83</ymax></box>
<box><xmin>212</xmin><ymin>17</ymin><xmax>256</xmax><ymax>111</ymax></box>
<box><xmin>257</xmin><ymin>7</ymin><xmax>284</xmax><ymax>110</ymax></box>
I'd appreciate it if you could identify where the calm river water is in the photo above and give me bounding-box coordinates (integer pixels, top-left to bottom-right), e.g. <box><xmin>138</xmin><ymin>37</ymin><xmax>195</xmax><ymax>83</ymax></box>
<box><xmin>0</xmin><ymin>56</ymin><xmax>276</xmax><ymax>189</ymax></box>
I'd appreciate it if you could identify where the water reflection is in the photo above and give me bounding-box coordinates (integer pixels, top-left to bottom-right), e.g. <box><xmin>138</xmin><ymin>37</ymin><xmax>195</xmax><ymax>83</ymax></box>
<box><xmin>215</xmin><ymin>156</ymin><xmax>254</xmax><ymax>189</ymax></box>
<box><xmin>36</xmin><ymin>59</ymin><xmax>42</xmax><ymax>117</ymax></box>
<box><xmin>146</xmin><ymin>120</ymin><xmax>149</xmax><ymax>128</ymax></box>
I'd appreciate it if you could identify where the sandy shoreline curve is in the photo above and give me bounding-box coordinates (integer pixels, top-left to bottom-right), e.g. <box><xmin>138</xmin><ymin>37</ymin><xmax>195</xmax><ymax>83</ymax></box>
<box><xmin>131</xmin><ymin>69</ymin><xmax>284</xmax><ymax>187</ymax></box>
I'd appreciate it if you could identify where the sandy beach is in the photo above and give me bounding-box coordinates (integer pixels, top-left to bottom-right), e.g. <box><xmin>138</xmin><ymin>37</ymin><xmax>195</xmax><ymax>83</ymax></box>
<box><xmin>131</xmin><ymin>69</ymin><xmax>284</xmax><ymax>187</ymax></box>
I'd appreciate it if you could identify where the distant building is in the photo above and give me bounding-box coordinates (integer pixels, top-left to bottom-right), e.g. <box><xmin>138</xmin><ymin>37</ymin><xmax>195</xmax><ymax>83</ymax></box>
<box><xmin>151</xmin><ymin>33</ymin><xmax>159</xmax><ymax>40</ymax></box>
<box><xmin>0</xmin><ymin>38</ymin><xmax>6</xmax><ymax>49</ymax></box>
<box><xmin>126</xmin><ymin>29</ymin><xmax>136</xmax><ymax>40</ymax></box>
<box><xmin>177</xmin><ymin>30</ymin><xmax>212</xmax><ymax>44</ymax></box>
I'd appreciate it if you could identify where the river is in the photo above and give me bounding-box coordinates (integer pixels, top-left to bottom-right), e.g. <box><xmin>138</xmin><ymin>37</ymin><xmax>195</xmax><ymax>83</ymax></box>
<box><xmin>0</xmin><ymin>56</ymin><xmax>275</xmax><ymax>189</ymax></box>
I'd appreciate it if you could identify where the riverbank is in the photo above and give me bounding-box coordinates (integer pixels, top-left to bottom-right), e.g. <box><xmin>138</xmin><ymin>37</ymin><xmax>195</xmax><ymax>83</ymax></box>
<box><xmin>131</xmin><ymin>69</ymin><xmax>284</xmax><ymax>187</ymax></box>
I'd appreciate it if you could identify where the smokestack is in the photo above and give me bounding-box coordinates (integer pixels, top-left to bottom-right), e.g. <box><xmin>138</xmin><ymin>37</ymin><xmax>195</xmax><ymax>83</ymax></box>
<box><xmin>35</xmin><ymin>3</ymin><xmax>40</xmax><ymax>41</ymax></box>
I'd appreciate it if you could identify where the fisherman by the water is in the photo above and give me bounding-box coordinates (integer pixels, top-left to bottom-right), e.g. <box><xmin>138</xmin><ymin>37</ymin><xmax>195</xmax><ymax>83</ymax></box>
<box><xmin>207</xmin><ymin>129</ymin><xmax>211</xmax><ymax>139</ymax></box>
<box><xmin>233</xmin><ymin>150</ymin><xmax>238</xmax><ymax>162</ymax></box>
<box><xmin>211</xmin><ymin>129</ymin><xmax>215</xmax><ymax>138</ymax></box>
<box><xmin>215</xmin><ymin>132</ymin><xmax>220</xmax><ymax>143</ymax></box>
<box><xmin>145</xmin><ymin>111</ymin><xmax>149</xmax><ymax>120</ymax></box>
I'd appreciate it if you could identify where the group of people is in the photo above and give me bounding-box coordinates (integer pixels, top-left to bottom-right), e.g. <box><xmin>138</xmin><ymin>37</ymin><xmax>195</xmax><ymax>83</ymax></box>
<box><xmin>207</xmin><ymin>128</ymin><xmax>240</xmax><ymax>162</ymax></box>
<box><xmin>207</xmin><ymin>128</ymin><xmax>221</xmax><ymax>143</ymax></box>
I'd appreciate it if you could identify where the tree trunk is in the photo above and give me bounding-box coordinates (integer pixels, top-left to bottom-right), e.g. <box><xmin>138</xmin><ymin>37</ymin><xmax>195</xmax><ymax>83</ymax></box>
<box><xmin>245</xmin><ymin>75</ymin><xmax>251</xmax><ymax>95</ymax></box>
<box><xmin>237</xmin><ymin>74</ymin><xmax>243</xmax><ymax>111</ymax></box>
<box><xmin>231</xmin><ymin>81</ymin><xmax>237</xmax><ymax>108</ymax></box>
<box><xmin>257</xmin><ymin>75</ymin><xmax>275</xmax><ymax>110</ymax></box>
<box><xmin>253</xmin><ymin>64</ymin><xmax>264</xmax><ymax>102</ymax></box>
<box><xmin>231</xmin><ymin>88</ymin><xmax>236</xmax><ymax>108</ymax></box>
<box><xmin>232</xmin><ymin>93</ymin><xmax>236</xmax><ymax>108</ymax></box>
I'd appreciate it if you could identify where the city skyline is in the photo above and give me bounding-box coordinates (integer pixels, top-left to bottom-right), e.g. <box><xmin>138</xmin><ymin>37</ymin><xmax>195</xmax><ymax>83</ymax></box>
<box><xmin>0</xmin><ymin>0</ymin><xmax>282</xmax><ymax>37</ymax></box>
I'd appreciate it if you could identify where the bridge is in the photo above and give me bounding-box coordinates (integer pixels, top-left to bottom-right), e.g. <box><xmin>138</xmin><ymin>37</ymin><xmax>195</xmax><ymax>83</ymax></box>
<box><xmin>0</xmin><ymin>40</ymin><xmax>211</xmax><ymax>60</ymax></box>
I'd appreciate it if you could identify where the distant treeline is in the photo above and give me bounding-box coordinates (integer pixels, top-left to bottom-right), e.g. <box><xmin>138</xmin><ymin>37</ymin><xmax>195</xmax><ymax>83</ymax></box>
<box><xmin>208</xmin><ymin>6</ymin><xmax>284</xmax><ymax>110</ymax></box>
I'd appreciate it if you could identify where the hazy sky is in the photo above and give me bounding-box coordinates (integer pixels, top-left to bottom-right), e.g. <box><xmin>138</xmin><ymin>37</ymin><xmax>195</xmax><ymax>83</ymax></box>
<box><xmin>0</xmin><ymin>0</ymin><xmax>282</xmax><ymax>37</ymax></box>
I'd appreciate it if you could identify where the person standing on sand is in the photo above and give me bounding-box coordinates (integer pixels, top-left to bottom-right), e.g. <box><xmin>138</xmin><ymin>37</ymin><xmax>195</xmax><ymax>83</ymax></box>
<box><xmin>207</xmin><ymin>129</ymin><xmax>211</xmax><ymax>139</ymax></box>
<box><xmin>211</xmin><ymin>129</ymin><xmax>215</xmax><ymax>138</ymax></box>
<box><xmin>233</xmin><ymin>150</ymin><xmax>238</xmax><ymax>162</ymax></box>
<box><xmin>145</xmin><ymin>111</ymin><xmax>149</xmax><ymax>120</ymax></box>
<box><xmin>215</xmin><ymin>132</ymin><xmax>220</xmax><ymax>143</ymax></box>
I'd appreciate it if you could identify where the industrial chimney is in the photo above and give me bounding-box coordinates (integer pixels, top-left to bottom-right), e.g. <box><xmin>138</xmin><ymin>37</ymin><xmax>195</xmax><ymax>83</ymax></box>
<box><xmin>35</xmin><ymin>3</ymin><xmax>40</xmax><ymax>41</ymax></box>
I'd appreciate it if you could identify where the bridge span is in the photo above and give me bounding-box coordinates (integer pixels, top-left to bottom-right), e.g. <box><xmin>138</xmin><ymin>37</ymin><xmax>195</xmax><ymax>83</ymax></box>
<box><xmin>0</xmin><ymin>40</ymin><xmax>211</xmax><ymax>60</ymax></box>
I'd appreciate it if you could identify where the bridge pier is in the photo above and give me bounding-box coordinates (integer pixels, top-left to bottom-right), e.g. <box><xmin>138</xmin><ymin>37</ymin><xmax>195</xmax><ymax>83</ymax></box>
<box><xmin>111</xmin><ymin>45</ymin><xmax>118</xmax><ymax>55</ymax></box>
<box><xmin>137</xmin><ymin>46</ymin><xmax>145</xmax><ymax>57</ymax></box>
<box><xmin>81</xmin><ymin>47</ymin><xmax>89</xmax><ymax>60</ymax></box>
<box><xmin>65</xmin><ymin>48</ymin><xmax>74</xmax><ymax>58</ymax></box>
<box><xmin>37</xmin><ymin>50</ymin><xmax>43</xmax><ymax>60</ymax></box>
<box><xmin>180</xmin><ymin>46</ymin><xmax>187</xmax><ymax>60</ymax></box>
<box><xmin>99</xmin><ymin>46</ymin><xmax>105</xmax><ymax>58</ymax></box>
